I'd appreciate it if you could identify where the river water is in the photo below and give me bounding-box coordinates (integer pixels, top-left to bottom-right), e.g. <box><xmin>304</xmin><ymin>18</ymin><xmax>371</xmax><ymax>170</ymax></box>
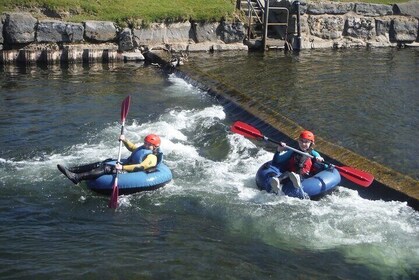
<box><xmin>0</xmin><ymin>49</ymin><xmax>418</xmax><ymax>279</ymax></box>
<box><xmin>184</xmin><ymin>48</ymin><xmax>419</xmax><ymax>181</ymax></box>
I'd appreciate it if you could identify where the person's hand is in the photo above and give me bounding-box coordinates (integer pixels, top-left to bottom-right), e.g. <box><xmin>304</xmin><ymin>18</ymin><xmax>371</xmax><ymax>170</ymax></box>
<box><xmin>277</xmin><ymin>142</ymin><xmax>287</xmax><ymax>152</ymax></box>
<box><xmin>115</xmin><ymin>163</ymin><xmax>123</xmax><ymax>171</ymax></box>
<box><xmin>119</xmin><ymin>135</ymin><xmax>125</xmax><ymax>142</ymax></box>
<box><xmin>315</xmin><ymin>156</ymin><xmax>324</xmax><ymax>162</ymax></box>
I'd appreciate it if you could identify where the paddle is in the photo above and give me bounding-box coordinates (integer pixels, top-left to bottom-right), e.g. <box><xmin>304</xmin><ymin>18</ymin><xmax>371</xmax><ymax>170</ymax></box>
<box><xmin>231</xmin><ymin>121</ymin><xmax>374</xmax><ymax>187</ymax></box>
<box><xmin>109</xmin><ymin>95</ymin><xmax>131</xmax><ymax>208</ymax></box>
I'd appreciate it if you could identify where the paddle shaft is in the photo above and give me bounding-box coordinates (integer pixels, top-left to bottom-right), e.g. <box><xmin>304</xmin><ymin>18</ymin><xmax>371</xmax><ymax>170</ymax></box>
<box><xmin>109</xmin><ymin>96</ymin><xmax>131</xmax><ymax>209</ymax></box>
<box><xmin>231</xmin><ymin>121</ymin><xmax>374</xmax><ymax>186</ymax></box>
<box><xmin>110</xmin><ymin>120</ymin><xmax>125</xmax><ymax>206</ymax></box>
<box><xmin>116</xmin><ymin>121</ymin><xmax>126</xmax><ymax>163</ymax></box>
<box><xmin>263</xmin><ymin>134</ymin><xmax>371</xmax><ymax>182</ymax></box>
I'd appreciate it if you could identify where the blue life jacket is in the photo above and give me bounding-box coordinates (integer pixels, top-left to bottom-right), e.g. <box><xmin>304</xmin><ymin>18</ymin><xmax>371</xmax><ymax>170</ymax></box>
<box><xmin>128</xmin><ymin>146</ymin><xmax>152</xmax><ymax>164</ymax></box>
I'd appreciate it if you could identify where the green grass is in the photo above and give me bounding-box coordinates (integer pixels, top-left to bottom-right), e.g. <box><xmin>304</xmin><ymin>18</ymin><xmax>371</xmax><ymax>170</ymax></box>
<box><xmin>0</xmin><ymin>0</ymin><xmax>411</xmax><ymax>26</ymax></box>
<box><xmin>0</xmin><ymin>0</ymin><xmax>237</xmax><ymax>26</ymax></box>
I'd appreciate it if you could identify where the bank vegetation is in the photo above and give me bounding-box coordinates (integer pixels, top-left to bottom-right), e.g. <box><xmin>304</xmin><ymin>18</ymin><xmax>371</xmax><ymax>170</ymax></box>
<box><xmin>0</xmin><ymin>0</ymin><xmax>411</xmax><ymax>27</ymax></box>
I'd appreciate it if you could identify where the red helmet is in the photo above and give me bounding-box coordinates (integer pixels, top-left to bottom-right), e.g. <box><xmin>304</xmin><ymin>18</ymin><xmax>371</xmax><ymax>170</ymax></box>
<box><xmin>299</xmin><ymin>130</ymin><xmax>315</xmax><ymax>143</ymax></box>
<box><xmin>144</xmin><ymin>134</ymin><xmax>161</xmax><ymax>147</ymax></box>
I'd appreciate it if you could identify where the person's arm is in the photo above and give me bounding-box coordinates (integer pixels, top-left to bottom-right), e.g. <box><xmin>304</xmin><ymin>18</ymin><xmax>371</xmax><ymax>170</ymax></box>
<box><xmin>114</xmin><ymin>136</ymin><xmax>139</xmax><ymax>171</ymax></box>
<box><xmin>121</xmin><ymin>138</ymin><xmax>138</xmax><ymax>152</ymax></box>
<box><xmin>121</xmin><ymin>154</ymin><xmax>157</xmax><ymax>172</ymax></box>
<box><xmin>311</xmin><ymin>150</ymin><xmax>324</xmax><ymax>162</ymax></box>
<box><xmin>310</xmin><ymin>150</ymin><xmax>328</xmax><ymax>170</ymax></box>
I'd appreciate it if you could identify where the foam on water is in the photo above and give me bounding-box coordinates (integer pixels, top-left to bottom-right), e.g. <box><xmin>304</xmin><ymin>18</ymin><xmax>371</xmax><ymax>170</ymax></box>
<box><xmin>165</xmin><ymin>73</ymin><xmax>201</xmax><ymax>96</ymax></box>
<box><xmin>0</xmin><ymin>73</ymin><xmax>417</xmax><ymax>277</ymax></box>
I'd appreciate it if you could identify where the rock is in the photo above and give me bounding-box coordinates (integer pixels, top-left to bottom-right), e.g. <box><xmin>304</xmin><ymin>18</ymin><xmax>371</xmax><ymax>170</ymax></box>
<box><xmin>193</xmin><ymin>22</ymin><xmax>220</xmax><ymax>43</ymax></box>
<box><xmin>36</xmin><ymin>20</ymin><xmax>84</xmax><ymax>43</ymax></box>
<box><xmin>306</xmin><ymin>2</ymin><xmax>354</xmax><ymax>15</ymax></box>
<box><xmin>3</xmin><ymin>12</ymin><xmax>37</xmax><ymax>44</ymax></box>
<box><xmin>393</xmin><ymin>1</ymin><xmax>419</xmax><ymax>19</ymax></box>
<box><xmin>355</xmin><ymin>3</ymin><xmax>393</xmax><ymax>17</ymax></box>
<box><xmin>390</xmin><ymin>17</ymin><xmax>419</xmax><ymax>43</ymax></box>
<box><xmin>307</xmin><ymin>15</ymin><xmax>345</xmax><ymax>40</ymax></box>
<box><xmin>375</xmin><ymin>17</ymin><xmax>392</xmax><ymax>37</ymax></box>
<box><xmin>133</xmin><ymin>22</ymin><xmax>191</xmax><ymax>48</ymax></box>
<box><xmin>344</xmin><ymin>16</ymin><xmax>376</xmax><ymax>40</ymax></box>
<box><xmin>118</xmin><ymin>28</ymin><xmax>134</xmax><ymax>51</ymax></box>
<box><xmin>122</xmin><ymin>51</ymin><xmax>145</xmax><ymax>62</ymax></box>
<box><xmin>218</xmin><ymin>21</ymin><xmax>245</xmax><ymax>44</ymax></box>
<box><xmin>211</xmin><ymin>43</ymin><xmax>248</xmax><ymax>51</ymax></box>
<box><xmin>84</xmin><ymin>21</ymin><xmax>117</xmax><ymax>42</ymax></box>
<box><xmin>187</xmin><ymin>42</ymin><xmax>214</xmax><ymax>52</ymax></box>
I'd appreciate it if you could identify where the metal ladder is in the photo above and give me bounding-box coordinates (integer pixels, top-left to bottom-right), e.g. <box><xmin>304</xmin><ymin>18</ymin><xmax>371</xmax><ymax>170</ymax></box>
<box><xmin>238</xmin><ymin>0</ymin><xmax>265</xmax><ymax>39</ymax></box>
<box><xmin>262</xmin><ymin>2</ymin><xmax>289</xmax><ymax>50</ymax></box>
<box><xmin>237</xmin><ymin>0</ymin><xmax>290</xmax><ymax>50</ymax></box>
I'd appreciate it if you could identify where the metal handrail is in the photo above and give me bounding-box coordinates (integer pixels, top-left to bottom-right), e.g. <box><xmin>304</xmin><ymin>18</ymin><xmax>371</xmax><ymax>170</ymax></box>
<box><xmin>255</xmin><ymin>0</ymin><xmax>265</xmax><ymax>9</ymax></box>
<box><xmin>263</xmin><ymin>1</ymin><xmax>289</xmax><ymax>50</ymax></box>
<box><xmin>245</xmin><ymin>0</ymin><xmax>264</xmax><ymax>38</ymax></box>
<box><xmin>247</xmin><ymin>0</ymin><xmax>263</xmax><ymax>24</ymax></box>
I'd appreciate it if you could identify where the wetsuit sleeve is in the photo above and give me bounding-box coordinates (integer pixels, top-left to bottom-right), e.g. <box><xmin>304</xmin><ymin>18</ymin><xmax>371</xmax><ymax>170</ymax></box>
<box><xmin>311</xmin><ymin>150</ymin><xmax>328</xmax><ymax>170</ymax></box>
<box><xmin>122</xmin><ymin>154</ymin><xmax>157</xmax><ymax>172</ymax></box>
<box><xmin>311</xmin><ymin>150</ymin><xmax>320</xmax><ymax>158</ymax></box>
<box><xmin>272</xmin><ymin>150</ymin><xmax>293</xmax><ymax>165</ymax></box>
<box><xmin>121</xmin><ymin>138</ymin><xmax>139</xmax><ymax>152</ymax></box>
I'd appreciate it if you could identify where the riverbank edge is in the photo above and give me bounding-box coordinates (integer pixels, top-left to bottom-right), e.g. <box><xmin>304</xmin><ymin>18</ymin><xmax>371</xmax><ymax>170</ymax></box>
<box><xmin>141</xmin><ymin>51</ymin><xmax>419</xmax><ymax>211</ymax></box>
<box><xmin>1</xmin><ymin>1</ymin><xmax>419</xmax><ymax>64</ymax></box>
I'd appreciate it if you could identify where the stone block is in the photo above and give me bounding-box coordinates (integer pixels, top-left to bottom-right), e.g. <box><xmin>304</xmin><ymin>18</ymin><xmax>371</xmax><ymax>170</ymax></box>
<box><xmin>355</xmin><ymin>3</ymin><xmax>393</xmax><ymax>17</ymax></box>
<box><xmin>84</xmin><ymin>21</ymin><xmax>117</xmax><ymax>42</ymax></box>
<box><xmin>4</xmin><ymin>12</ymin><xmax>37</xmax><ymax>44</ymax></box>
<box><xmin>193</xmin><ymin>22</ymin><xmax>220</xmax><ymax>43</ymax></box>
<box><xmin>306</xmin><ymin>2</ymin><xmax>354</xmax><ymax>15</ymax></box>
<box><xmin>118</xmin><ymin>28</ymin><xmax>134</xmax><ymax>51</ymax></box>
<box><xmin>390</xmin><ymin>17</ymin><xmax>418</xmax><ymax>42</ymax></box>
<box><xmin>308</xmin><ymin>15</ymin><xmax>345</xmax><ymax>40</ymax></box>
<box><xmin>344</xmin><ymin>16</ymin><xmax>376</xmax><ymax>40</ymax></box>
<box><xmin>37</xmin><ymin>20</ymin><xmax>84</xmax><ymax>43</ymax></box>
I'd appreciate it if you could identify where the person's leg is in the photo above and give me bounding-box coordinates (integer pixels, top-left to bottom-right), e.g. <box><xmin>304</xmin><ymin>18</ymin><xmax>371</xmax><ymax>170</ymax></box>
<box><xmin>67</xmin><ymin>161</ymin><xmax>104</xmax><ymax>173</ymax></box>
<box><xmin>277</xmin><ymin>171</ymin><xmax>290</xmax><ymax>181</ymax></box>
<box><xmin>270</xmin><ymin>171</ymin><xmax>289</xmax><ymax>194</ymax></box>
<box><xmin>270</xmin><ymin>177</ymin><xmax>281</xmax><ymax>194</ymax></box>
<box><xmin>57</xmin><ymin>164</ymin><xmax>80</xmax><ymax>184</ymax></box>
<box><xmin>57</xmin><ymin>164</ymin><xmax>114</xmax><ymax>184</ymax></box>
<box><xmin>289</xmin><ymin>172</ymin><xmax>302</xmax><ymax>188</ymax></box>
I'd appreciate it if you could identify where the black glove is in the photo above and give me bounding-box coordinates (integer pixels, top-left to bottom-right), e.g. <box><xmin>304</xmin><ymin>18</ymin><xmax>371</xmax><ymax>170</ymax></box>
<box><xmin>104</xmin><ymin>164</ymin><xmax>117</xmax><ymax>174</ymax></box>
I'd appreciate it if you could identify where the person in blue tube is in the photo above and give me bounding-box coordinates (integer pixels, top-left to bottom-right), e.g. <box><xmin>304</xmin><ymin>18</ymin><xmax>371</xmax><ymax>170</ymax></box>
<box><xmin>270</xmin><ymin>130</ymin><xmax>325</xmax><ymax>193</ymax></box>
<box><xmin>57</xmin><ymin>134</ymin><xmax>161</xmax><ymax>184</ymax></box>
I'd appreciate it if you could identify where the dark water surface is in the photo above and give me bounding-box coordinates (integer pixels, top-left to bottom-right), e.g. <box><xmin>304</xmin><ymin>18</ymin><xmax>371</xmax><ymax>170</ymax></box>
<box><xmin>0</xmin><ymin>51</ymin><xmax>418</xmax><ymax>279</ymax></box>
<box><xmin>185</xmin><ymin>48</ymin><xmax>419</xmax><ymax>180</ymax></box>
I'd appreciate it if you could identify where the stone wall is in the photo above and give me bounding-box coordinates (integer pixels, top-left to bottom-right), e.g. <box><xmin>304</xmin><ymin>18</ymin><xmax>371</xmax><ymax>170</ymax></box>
<box><xmin>0</xmin><ymin>12</ymin><xmax>247</xmax><ymax>64</ymax></box>
<box><xmin>283</xmin><ymin>1</ymin><xmax>419</xmax><ymax>49</ymax></box>
<box><xmin>1</xmin><ymin>1</ymin><xmax>418</xmax><ymax>63</ymax></box>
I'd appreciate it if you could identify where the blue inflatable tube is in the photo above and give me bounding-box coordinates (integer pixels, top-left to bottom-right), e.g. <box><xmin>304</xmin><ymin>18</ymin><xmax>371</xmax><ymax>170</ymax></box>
<box><xmin>86</xmin><ymin>160</ymin><xmax>172</xmax><ymax>195</ymax></box>
<box><xmin>255</xmin><ymin>161</ymin><xmax>341</xmax><ymax>199</ymax></box>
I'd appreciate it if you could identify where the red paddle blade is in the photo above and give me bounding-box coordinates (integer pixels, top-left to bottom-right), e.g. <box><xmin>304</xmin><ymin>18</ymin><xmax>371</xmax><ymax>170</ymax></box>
<box><xmin>109</xmin><ymin>179</ymin><xmax>119</xmax><ymax>208</ymax></box>
<box><xmin>231</xmin><ymin>121</ymin><xmax>264</xmax><ymax>139</ymax></box>
<box><xmin>109</xmin><ymin>186</ymin><xmax>118</xmax><ymax>208</ymax></box>
<box><xmin>335</xmin><ymin>165</ymin><xmax>374</xmax><ymax>187</ymax></box>
<box><xmin>121</xmin><ymin>96</ymin><xmax>131</xmax><ymax>123</ymax></box>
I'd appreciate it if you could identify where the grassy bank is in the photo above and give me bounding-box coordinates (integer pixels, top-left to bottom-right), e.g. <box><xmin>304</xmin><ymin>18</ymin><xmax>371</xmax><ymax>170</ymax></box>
<box><xmin>0</xmin><ymin>0</ymin><xmax>237</xmax><ymax>26</ymax></box>
<box><xmin>0</xmin><ymin>0</ymin><xmax>411</xmax><ymax>26</ymax></box>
